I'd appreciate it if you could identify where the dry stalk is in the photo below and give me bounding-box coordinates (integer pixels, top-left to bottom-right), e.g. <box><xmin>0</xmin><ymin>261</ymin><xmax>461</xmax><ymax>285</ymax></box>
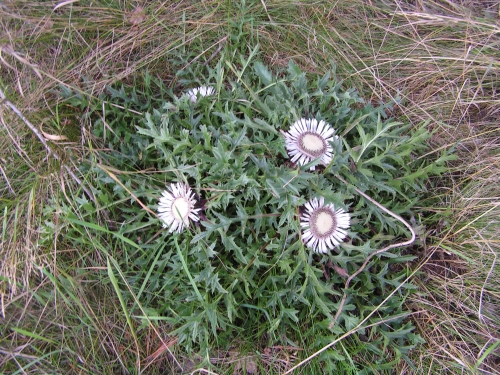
<box><xmin>284</xmin><ymin>310</ymin><xmax>424</xmax><ymax>375</ymax></box>
<box><xmin>0</xmin><ymin>88</ymin><xmax>96</xmax><ymax>203</ymax></box>
<box><xmin>0</xmin><ymin>89</ymin><xmax>55</xmax><ymax>159</ymax></box>
<box><xmin>282</xmin><ymin>174</ymin><xmax>420</xmax><ymax>374</ymax></box>
<box><xmin>331</xmin><ymin>174</ymin><xmax>416</xmax><ymax>325</ymax></box>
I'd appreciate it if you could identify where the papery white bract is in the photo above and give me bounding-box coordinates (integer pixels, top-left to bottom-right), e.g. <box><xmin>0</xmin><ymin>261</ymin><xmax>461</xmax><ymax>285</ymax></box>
<box><xmin>300</xmin><ymin>197</ymin><xmax>350</xmax><ymax>253</ymax></box>
<box><xmin>282</xmin><ymin>118</ymin><xmax>336</xmax><ymax>170</ymax></box>
<box><xmin>186</xmin><ymin>86</ymin><xmax>215</xmax><ymax>103</ymax></box>
<box><xmin>158</xmin><ymin>183</ymin><xmax>200</xmax><ymax>233</ymax></box>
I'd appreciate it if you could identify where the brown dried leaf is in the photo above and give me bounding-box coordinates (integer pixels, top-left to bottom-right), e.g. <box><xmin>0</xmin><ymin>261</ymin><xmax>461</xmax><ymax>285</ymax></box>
<box><xmin>127</xmin><ymin>6</ymin><xmax>146</xmax><ymax>26</ymax></box>
<box><xmin>143</xmin><ymin>338</ymin><xmax>178</xmax><ymax>366</ymax></box>
<box><xmin>245</xmin><ymin>360</ymin><xmax>257</xmax><ymax>374</ymax></box>
<box><xmin>334</xmin><ymin>265</ymin><xmax>349</xmax><ymax>278</ymax></box>
<box><xmin>41</xmin><ymin>131</ymin><xmax>68</xmax><ymax>141</ymax></box>
<box><xmin>54</xmin><ymin>0</ymin><xmax>79</xmax><ymax>11</ymax></box>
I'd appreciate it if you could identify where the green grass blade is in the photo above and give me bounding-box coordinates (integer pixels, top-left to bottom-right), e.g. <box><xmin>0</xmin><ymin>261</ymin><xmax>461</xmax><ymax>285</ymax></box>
<box><xmin>174</xmin><ymin>237</ymin><xmax>204</xmax><ymax>304</ymax></box>
<box><xmin>67</xmin><ymin>216</ymin><xmax>141</xmax><ymax>250</ymax></box>
<box><xmin>106</xmin><ymin>257</ymin><xmax>139</xmax><ymax>357</ymax></box>
<box><xmin>10</xmin><ymin>327</ymin><xmax>56</xmax><ymax>345</ymax></box>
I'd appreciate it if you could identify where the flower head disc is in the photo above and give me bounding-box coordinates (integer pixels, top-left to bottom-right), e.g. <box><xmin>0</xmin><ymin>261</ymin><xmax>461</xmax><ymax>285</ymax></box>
<box><xmin>186</xmin><ymin>86</ymin><xmax>215</xmax><ymax>103</ymax></box>
<box><xmin>171</xmin><ymin>197</ymin><xmax>190</xmax><ymax>222</ymax></box>
<box><xmin>283</xmin><ymin>118</ymin><xmax>336</xmax><ymax>170</ymax></box>
<box><xmin>300</xmin><ymin>197</ymin><xmax>350</xmax><ymax>253</ymax></box>
<box><xmin>158</xmin><ymin>183</ymin><xmax>200</xmax><ymax>233</ymax></box>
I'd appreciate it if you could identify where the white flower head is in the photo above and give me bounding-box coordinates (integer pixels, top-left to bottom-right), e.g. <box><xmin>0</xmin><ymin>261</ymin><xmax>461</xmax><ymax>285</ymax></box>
<box><xmin>282</xmin><ymin>118</ymin><xmax>337</xmax><ymax>170</ymax></box>
<box><xmin>186</xmin><ymin>86</ymin><xmax>215</xmax><ymax>103</ymax></box>
<box><xmin>300</xmin><ymin>197</ymin><xmax>350</xmax><ymax>253</ymax></box>
<box><xmin>158</xmin><ymin>182</ymin><xmax>200</xmax><ymax>233</ymax></box>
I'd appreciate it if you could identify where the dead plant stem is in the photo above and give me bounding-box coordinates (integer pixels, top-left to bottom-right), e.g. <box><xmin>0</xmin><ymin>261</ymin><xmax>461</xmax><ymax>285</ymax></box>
<box><xmin>0</xmin><ymin>89</ymin><xmax>96</xmax><ymax>203</ymax></box>
<box><xmin>331</xmin><ymin>174</ymin><xmax>416</xmax><ymax>324</ymax></box>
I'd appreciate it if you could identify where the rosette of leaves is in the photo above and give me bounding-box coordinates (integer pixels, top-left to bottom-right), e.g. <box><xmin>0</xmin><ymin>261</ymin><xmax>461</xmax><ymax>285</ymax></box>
<box><xmin>59</xmin><ymin>52</ymin><xmax>453</xmax><ymax>372</ymax></box>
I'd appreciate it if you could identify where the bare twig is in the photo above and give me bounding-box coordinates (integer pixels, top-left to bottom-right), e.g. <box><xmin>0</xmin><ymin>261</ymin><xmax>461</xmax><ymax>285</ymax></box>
<box><xmin>0</xmin><ymin>88</ymin><xmax>96</xmax><ymax>203</ymax></box>
<box><xmin>331</xmin><ymin>174</ymin><xmax>416</xmax><ymax>325</ymax></box>
<box><xmin>0</xmin><ymin>88</ymin><xmax>57</xmax><ymax>160</ymax></box>
<box><xmin>0</xmin><ymin>164</ymin><xmax>15</xmax><ymax>195</ymax></box>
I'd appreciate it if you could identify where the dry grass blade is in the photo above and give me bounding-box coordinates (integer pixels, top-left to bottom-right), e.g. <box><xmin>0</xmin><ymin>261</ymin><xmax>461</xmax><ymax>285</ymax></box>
<box><xmin>410</xmin><ymin>148</ymin><xmax>500</xmax><ymax>373</ymax></box>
